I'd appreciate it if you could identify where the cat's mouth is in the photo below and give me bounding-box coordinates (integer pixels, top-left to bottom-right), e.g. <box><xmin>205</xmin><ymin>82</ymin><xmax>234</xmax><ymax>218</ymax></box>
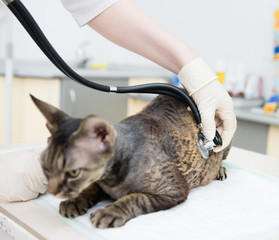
<box><xmin>47</xmin><ymin>185</ymin><xmax>79</xmax><ymax>199</ymax></box>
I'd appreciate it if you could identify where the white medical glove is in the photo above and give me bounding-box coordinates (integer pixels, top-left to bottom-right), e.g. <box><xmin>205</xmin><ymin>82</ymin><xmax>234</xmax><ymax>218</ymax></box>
<box><xmin>0</xmin><ymin>148</ymin><xmax>48</xmax><ymax>202</ymax></box>
<box><xmin>178</xmin><ymin>57</ymin><xmax>237</xmax><ymax>152</ymax></box>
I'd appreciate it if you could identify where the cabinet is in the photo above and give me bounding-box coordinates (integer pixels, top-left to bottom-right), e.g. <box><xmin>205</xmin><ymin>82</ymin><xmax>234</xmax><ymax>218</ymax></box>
<box><xmin>61</xmin><ymin>77</ymin><xmax>128</xmax><ymax>123</ymax></box>
<box><xmin>61</xmin><ymin>77</ymin><xmax>169</xmax><ymax>122</ymax></box>
<box><xmin>267</xmin><ymin>125</ymin><xmax>279</xmax><ymax>159</ymax></box>
<box><xmin>232</xmin><ymin>119</ymin><xmax>268</xmax><ymax>154</ymax></box>
<box><xmin>1</xmin><ymin>75</ymin><xmax>168</xmax><ymax>144</ymax></box>
<box><xmin>0</xmin><ymin>76</ymin><xmax>60</xmax><ymax>144</ymax></box>
<box><xmin>228</xmin><ymin>119</ymin><xmax>279</xmax><ymax>159</ymax></box>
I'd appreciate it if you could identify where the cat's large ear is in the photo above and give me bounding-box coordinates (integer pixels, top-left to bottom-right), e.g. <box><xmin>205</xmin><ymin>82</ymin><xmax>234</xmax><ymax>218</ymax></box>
<box><xmin>30</xmin><ymin>94</ymin><xmax>69</xmax><ymax>134</ymax></box>
<box><xmin>70</xmin><ymin>116</ymin><xmax>116</xmax><ymax>155</ymax></box>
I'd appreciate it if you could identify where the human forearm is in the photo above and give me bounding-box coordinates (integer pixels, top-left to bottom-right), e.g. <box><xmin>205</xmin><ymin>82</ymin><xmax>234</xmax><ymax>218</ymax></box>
<box><xmin>87</xmin><ymin>0</ymin><xmax>198</xmax><ymax>74</ymax></box>
<box><xmin>65</xmin><ymin>0</ymin><xmax>236</xmax><ymax>150</ymax></box>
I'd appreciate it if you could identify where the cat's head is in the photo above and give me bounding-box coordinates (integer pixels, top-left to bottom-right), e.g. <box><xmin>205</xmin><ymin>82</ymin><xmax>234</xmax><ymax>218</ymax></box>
<box><xmin>31</xmin><ymin>95</ymin><xmax>116</xmax><ymax>198</ymax></box>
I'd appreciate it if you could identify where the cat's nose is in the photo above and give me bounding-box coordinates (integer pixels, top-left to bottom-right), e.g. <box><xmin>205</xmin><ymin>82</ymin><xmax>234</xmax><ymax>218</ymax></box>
<box><xmin>47</xmin><ymin>178</ymin><xmax>62</xmax><ymax>196</ymax></box>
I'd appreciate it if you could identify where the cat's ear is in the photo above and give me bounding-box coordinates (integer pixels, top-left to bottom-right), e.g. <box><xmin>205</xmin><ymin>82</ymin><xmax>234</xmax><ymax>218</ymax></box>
<box><xmin>30</xmin><ymin>94</ymin><xmax>69</xmax><ymax>134</ymax></box>
<box><xmin>70</xmin><ymin>116</ymin><xmax>116</xmax><ymax>155</ymax></box>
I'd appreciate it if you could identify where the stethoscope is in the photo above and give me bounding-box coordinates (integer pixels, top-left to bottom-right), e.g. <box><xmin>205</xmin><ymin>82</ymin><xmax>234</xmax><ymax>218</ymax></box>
<box><xmin>2</xmin><ymin>0</ymin><xmax>222</xmax><ymax>159</ymax></box>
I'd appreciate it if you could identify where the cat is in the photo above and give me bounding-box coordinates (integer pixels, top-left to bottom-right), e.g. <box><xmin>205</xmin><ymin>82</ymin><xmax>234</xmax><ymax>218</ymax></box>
<box><xmin>31</xmin><ymin>93</ymin><xmax>231</xmax><ymax>229</ymax></box>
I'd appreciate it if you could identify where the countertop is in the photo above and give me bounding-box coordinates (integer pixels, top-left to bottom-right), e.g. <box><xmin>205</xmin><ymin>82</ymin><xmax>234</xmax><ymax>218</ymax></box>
<box><xmin>235</xmin><ymin>107</ymin><xmax>279</xmax><ymax>126</ymax></box>
<box><xmin>0</xmin><ymin>60</ymin><xmax>172</xmax><ymax>79</ymax></box>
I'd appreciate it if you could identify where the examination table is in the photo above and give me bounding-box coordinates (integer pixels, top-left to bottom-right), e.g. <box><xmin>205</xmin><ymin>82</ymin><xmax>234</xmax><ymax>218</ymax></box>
<box><xmin>0</xmin><ymin>144</ymin><xmax>279</xmax><ymax>240</ymax></box>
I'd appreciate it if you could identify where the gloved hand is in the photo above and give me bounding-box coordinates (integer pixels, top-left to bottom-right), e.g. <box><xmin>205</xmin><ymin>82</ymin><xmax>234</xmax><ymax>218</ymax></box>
<box><xmin>0</xmin><ymin>148</ymin><xmax>48</xmax><ymax>202</ymax></box>
<box><xmin>178</xmin><ymin>57</ymin><xmax>237</xmax><ymax>152</ymax></box>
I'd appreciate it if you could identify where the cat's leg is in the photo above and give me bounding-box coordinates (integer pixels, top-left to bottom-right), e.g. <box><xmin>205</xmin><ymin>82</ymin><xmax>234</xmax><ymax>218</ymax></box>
<box><xmin>215</xmin><ymin>141</ymin><xmax>232</xmax><ymax>181</ymax></box>
<box><xmin>215</xmin><ymin>166</ymin><xmax>227</xmax><ymax>181</ymax></box>
<box><xmin>59</xmin><ymin>183</ymin><xmax>108</xmax><ymax>218</ymax></box>
<box><xmin>90</xmin><ymin>191</ymin><xmax>188</xmax><ymax>228</ymax></box>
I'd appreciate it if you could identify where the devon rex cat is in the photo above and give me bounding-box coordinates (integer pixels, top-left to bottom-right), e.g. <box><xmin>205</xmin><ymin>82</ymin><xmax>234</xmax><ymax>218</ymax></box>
<box><xmin>31</xmin><ymin>93</ymin><xmax>231</xmax><ymax>229</ymax></box>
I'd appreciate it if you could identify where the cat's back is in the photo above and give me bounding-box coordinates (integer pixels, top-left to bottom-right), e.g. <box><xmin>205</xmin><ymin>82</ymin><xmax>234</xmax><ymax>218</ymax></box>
<box><xmin>140</xmin><ymin>94</ymin><xmax>194</xmax><ymax>127</ymax></box>
<box><xmin>122</xmin><ymin>94</ymin><xmax>196</xmax><ymax>135</ymax></box>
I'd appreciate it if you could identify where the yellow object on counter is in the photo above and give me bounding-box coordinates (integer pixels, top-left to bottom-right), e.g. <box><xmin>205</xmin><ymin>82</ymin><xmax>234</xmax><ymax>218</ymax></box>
<box><xmin>88</xmin><ymin>62</ymin><xmax>108</xmax><ymax>70</ymax></box>
<box><xmin>263</xmin><ymin>102</ymin><xmax>277</xmax><ymax>112</ymax></box>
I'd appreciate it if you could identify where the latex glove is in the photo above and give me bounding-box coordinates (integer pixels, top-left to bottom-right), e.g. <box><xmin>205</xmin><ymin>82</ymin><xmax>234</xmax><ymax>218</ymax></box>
<box><xmin>0</xmin><ymin>148</ymin><xmax>48</xmax><ymax>202</ymax></box>
<box><xmin>178</xmin><ymin>57</ymin><xmax>237</xmax><ymax>152</ymax></box>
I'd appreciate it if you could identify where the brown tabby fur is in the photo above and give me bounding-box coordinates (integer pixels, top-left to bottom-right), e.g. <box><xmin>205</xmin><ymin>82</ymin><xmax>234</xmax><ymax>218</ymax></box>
<box><xmin>31</xmin><ymin>93</ymin><xmax>231</xmax><ymax>229</ymax></box>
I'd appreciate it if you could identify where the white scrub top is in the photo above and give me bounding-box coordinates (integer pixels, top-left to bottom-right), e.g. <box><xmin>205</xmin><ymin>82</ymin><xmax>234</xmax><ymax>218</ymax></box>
<box><xmin>60</xmin><ymin>0</ymin><xmax>119</xmax><ymax>27</ymax></box>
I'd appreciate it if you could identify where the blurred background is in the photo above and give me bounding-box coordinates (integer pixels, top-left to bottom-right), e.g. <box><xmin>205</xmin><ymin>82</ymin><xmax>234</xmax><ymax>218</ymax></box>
<box><xmin>0</xmin><ymin>0</ymin><xmax>279</xmax><ymax>159</ymax></box>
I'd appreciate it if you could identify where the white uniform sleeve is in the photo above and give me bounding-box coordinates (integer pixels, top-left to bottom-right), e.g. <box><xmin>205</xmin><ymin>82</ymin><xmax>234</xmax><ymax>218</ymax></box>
<box><xmin>60</xmin><ymin>0</ymin><xmax>119</xmax><ymax>27</ymax></box>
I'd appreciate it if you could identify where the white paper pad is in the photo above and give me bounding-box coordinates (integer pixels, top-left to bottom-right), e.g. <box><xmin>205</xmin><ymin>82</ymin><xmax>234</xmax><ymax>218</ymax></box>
<box><xmin>34</xmin><ymin>162</ymin><xmax>279</xmax><ymax>240</ymax></box>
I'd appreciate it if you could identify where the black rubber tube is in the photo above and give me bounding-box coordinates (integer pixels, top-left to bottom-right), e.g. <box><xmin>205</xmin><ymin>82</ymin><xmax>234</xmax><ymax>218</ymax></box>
<box><xmin>7</xmin><ymin>3</ymin><xmax>72</xmax><ymax>80</ymax></box>
<box><xmin>6</xmin><ymin>0</ymin><xmax>202</xmax><ymax>125</ymax></box>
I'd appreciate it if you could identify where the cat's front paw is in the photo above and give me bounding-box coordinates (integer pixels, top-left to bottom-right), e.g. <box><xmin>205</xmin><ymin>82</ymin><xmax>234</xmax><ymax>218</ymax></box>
<box><xmin>59</xmin><ymin>197</ymin><xmax>92</xmax><ymax>218</ymax></box>
<box><xmin>90</xmin><ymin>207</ymin><xmax>127</xmax><ymax>228</ymax></box>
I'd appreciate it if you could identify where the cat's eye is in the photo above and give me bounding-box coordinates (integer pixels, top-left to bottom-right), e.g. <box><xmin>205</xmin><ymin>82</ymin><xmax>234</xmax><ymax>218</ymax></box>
<box><xmin>67</xmin><ymin>169</ymin><xmax>80</xmax><ymax>178</ymax></box>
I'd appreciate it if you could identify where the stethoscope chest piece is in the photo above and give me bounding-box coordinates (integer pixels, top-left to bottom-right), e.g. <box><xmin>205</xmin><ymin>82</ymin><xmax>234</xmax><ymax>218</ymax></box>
<box><xmin>198</xmin><ymin>130</ymin><xmax>222</xmax><ymax>159</ymax></box>
<box><xmin>198</xmin><ymin>131</ymin><xmax>210</xmax><ymax>159</ymax></box>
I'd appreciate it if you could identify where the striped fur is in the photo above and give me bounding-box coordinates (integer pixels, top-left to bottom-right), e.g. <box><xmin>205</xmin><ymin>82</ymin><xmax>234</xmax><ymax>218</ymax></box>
<box><xmin>32</xmin><ymin>93</ymin><xmax>232</xmax><ymax>228</ymax></box>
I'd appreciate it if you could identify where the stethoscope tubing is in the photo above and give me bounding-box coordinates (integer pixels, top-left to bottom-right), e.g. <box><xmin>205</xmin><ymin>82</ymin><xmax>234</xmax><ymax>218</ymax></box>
<box><xmin>5</xmin><ymin>0</ymin><xmax>202</xmax><ymax>126</ymax></box>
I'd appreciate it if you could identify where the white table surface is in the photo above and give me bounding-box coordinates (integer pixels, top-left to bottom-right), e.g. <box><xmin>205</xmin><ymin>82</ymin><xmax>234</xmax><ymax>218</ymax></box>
<box><xmin>0</xmin><ymin>145</ymin><xmax>279</xmax><ymax>240</ymax></box>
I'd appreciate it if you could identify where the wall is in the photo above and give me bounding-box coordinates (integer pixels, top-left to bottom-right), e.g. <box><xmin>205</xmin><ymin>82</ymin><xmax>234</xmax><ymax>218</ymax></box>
<box><xmin>0</xmin><ymin>0</ymin><xmax>278</xmax><ymax>97</ymax></box>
